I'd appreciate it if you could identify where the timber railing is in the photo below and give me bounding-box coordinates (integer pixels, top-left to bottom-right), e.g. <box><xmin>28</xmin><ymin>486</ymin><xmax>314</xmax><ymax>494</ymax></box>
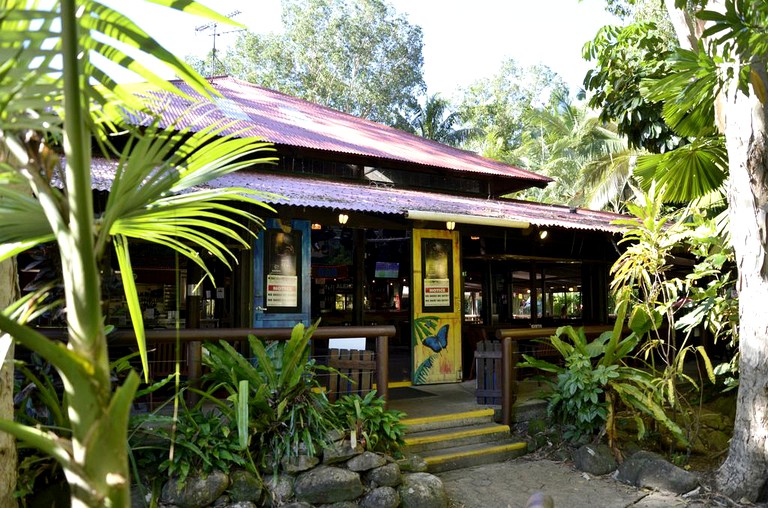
<box><xmin>37</xmin><ymin>325</ymin><xmax>396</xmax><ymax>404</ymax></box>
<box><xmin>494</xmin><ymin>325</ymin><xmax>615</xmax><ymax>426</ymax></box>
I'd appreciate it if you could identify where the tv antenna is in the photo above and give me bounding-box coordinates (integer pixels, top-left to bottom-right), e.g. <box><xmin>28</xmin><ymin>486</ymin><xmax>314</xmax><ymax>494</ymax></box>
<box><xmin>195</xmin><ymin>10</ymin><xmax>243</xmax><ymax>76</ymax></box>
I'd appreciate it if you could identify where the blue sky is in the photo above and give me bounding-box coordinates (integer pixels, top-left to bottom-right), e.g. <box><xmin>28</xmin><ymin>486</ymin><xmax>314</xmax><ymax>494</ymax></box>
<box><xmin>113</xmin><ymin>0</ymin><xmax>619</xmax><ymax>96</ymax></box>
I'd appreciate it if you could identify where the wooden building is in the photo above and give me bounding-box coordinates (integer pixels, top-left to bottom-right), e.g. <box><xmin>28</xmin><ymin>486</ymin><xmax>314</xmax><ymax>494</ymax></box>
<box><xmin>80</xmin><ymin>76</ymin><xmax>626</xmax><ymax>384</ymax></box>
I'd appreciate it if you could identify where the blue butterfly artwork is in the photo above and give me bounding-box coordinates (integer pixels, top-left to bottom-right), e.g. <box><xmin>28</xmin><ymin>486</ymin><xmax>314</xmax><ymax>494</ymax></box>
<box><xmin>423</xmin><ymin>324</ymin><xmax>449</xmax><ymax>353</ymax></box>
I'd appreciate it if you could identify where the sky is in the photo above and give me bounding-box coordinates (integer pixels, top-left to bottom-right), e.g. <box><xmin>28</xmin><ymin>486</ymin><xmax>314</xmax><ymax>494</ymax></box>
<box><xmin>114</xmin><ymin>0</ymin><xmax>620</xmax><ymax>97</ymax></box>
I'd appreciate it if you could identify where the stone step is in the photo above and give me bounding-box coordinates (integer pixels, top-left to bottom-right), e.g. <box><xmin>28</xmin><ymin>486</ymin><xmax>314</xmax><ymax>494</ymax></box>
<box><xmin>418</xmin><ymin>440</ymin><xmax>528</xmax><ymax>473</ymax></box>
<box><xmin>404</xmin><ymin>422</ymin><xmax>512</xmax><ymax>454</ymax></box>
<box><xmin>400</xmin><ymin>408</ymin><xmax>496</xmax><ymax>434</ymax></box>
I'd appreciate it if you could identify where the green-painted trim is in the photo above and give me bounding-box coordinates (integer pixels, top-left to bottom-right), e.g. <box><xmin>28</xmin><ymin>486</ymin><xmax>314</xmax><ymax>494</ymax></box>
<box><xmin>423</xmin><ymin>442</ymin><xmax>527</xmax><ymax>465</ymax></box>
<box><xmin>404</xmin><ymin>424</ymin><xmax>510</xmax><ymax>446</ymax></box>
<box><xmin>400</xmin><ymin>408</ymin><xmax>495</xmax><ymax>427</ymax></box>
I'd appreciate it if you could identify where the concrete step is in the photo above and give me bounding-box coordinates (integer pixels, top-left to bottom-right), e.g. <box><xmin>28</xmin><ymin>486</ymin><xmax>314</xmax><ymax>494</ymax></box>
<box><xmin>404</xmin><ymin>422</ymin><xmax>512</xmax><ymax>454</ymax></box>
<box><xmin>400</xmin><ymin>408</ymin><xmax>496</xmax><ymax>434</ymax></box>
<box><xmin>418</xmin><ymin>440</ymin><xmax>528</xmax><ymax>473</ymax></box>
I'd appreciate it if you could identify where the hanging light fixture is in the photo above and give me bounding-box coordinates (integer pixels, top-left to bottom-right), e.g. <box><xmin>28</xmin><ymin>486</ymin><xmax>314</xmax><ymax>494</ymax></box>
<box><xmin>539</xmin><ymin>230</ymin><xmax>548</xmax><ymax>240</ymax></box>
<box><xmin>446</xmin><ymin>221</ymin><xmax>456</xmax><ymax>231</ymax></box>
<box><xmin>338</xmin><ymin>213</ymin><xmax>349</xmax><ymax>225</ymax></box>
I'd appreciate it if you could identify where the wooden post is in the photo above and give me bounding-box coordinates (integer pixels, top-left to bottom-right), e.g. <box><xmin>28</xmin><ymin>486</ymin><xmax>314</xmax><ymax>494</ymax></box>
<box><xmin>502</xmin><ymin>336</ymin><xmax>514</xmax><ymax>427</ymax></box>
<box><xmin>186</xmin><ymin>264</ymin><xmax>202</xmax><ymax>405</ymax></box>
<box><xmin>376</xmin><ymin>334</ymin><xmax>389</xmax><ymax>406</ymax></box>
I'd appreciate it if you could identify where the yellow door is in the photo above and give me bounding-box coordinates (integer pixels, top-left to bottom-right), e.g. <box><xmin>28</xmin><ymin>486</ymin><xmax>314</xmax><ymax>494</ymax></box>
<box><xmin>412</xmin><ymin>229</ymin><xmax>462</xmax><ymax>384</ymax></box>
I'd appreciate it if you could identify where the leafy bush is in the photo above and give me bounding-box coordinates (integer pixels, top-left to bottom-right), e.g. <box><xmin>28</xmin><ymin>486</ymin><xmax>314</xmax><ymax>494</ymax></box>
<box><xmin>332</xmin><ymin>390</ymin><xmax>406</xmax><ymax>455</ymax></box>
<box><xmin>519</xmin><ymin>325</ymin><xmax>686</xmax><ymax>448</ymax></box>
<box><xmin>129</xmin><ymin>406</ymin><xmax>252</xmax><ymax>484</ymax></box>
<box><xmin>200</xmin><ymin>322</ymin><xmax>337</xmax><ymax>472</ymax></box>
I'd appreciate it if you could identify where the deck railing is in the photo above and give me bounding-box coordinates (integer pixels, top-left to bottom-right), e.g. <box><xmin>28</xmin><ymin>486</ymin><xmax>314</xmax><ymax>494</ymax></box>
<box><xmin>38</xmin><ymin>325</ymin><xmax>396</xmax><ymax>404</ymax></box>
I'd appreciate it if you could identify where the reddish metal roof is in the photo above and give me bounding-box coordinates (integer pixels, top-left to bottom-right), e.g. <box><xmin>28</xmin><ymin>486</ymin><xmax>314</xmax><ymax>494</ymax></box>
<box><xmin>125</xmin><ymin>76</ymin><xmax>551</xmax><ymax>186</ymax></box>
<box><xmin>88</xmin><ymin>159</ymin><xmax>624</xmax><ymax>233</ymax></box>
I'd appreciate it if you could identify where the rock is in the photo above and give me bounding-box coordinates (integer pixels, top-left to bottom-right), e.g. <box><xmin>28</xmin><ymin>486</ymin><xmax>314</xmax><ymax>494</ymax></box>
<box><xmin>699</xmin><ymin>411</ymin><xmax>732</xmax><ymax>431</ymax></box>
<box><xmin>347</xmin><ymin>451</ymin><xmax>387</xmax><ymax>472</ymax></box>
<box><xmin>213</xmin><ymin>495</ymin><xmax>230</xmax><ymax>506</ymax></box>
<box><xmin>282</xmin><ymin>454</ymin><xmax>321</xmax><ymax>473</ymax></box>
<box><xmin>525</xmin><ymin>491</ymin><xmax>554</xmax><ymax>508</ymax></box>
<box><xmin>221</xmin><ymin>503</ymin><xmax>258</xmax><ymax>508</ymax></box>
<box><xmin>318</xmin><ymin>502</ymin><xmax>358</xmax><ymax>508</ymax></box>
<box><xmin>323</xmin><ymin>440</ymin><xmax>364</xmax><ymax>465</ymax></box>
<box><xmin>229</xmin><ymin>470</ymin><xmax>262</xmax><ymax>503</ymax></box>
<box><xmin>397</xmin><ymin>454</ymin><xmax>428</xmax><ymax>472</ymax></box>
<box><xmin>615</xmin><ymin>451</ymin><xmax>700</xmax><ymax>495</ymax></box>
<box><xmin>398</xmin><ymin>472</ymin><xmax>448</xmax><ymax>508</ymax></box>
<box><xmin>263</xmin><ymin>474</ymin><xmax>294</xmax><ymax>507</ymax></box>
<box><xmin>365</xmin><ymin>462</ymin><xmax>402</xmax><ymax>487</ymax></box>
<box><xmin>360</xmin><ymin>486</ymin><xmax>400</xmax><ymax>508</ymax></box>
<box><xmin>573</xmin><ymin>443</ymin><xmax>618</xmax><ymax>475</ymax></box>
<box><xmin>279</xmin><ymin>503</ymin><xmax>313</xmax><ymax>508</ymax></box>
<box><xmin>294</xmin><ymin>465</ymin><xmax>364</xmax><ymax>504</ymax></box>
<box><xmin>160</xmin><ymin>471</ymin><xmax>230</xmax><ymax>508</ymax></box>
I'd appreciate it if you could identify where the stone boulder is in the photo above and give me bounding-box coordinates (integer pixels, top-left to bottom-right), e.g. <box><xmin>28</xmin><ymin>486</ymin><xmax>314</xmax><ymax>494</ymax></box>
<box><xmin>365</xmin><ymin>462</ymin><xmax>402</xmax><ymax>487</ymax></box>
<box><xmin>228</xmin><ymin>470</ymin><xmax>261</xmax><ymax>503</ymax></box>
<box><xmin>360</xmin><ymin>486</ymin><xmax>400</xmax><ymax>508</ymax></box>
<box><xmin>347</xmin><ymin>451</ymin><xmax>387</xmax><ymax>472</ymax></box>
<box><xmin>294</xmin><ymin>465</ymin><xmax>364</xmax><ymax>504</ymax></box>
<box><xmin>398</xmin><ymin>472</ymin><xmax>448</xmax><ymax>508</ymax></box>
<box><xmin>282</xmin><ymin>455</ymin><xmax>320</xmax><ymax>474</ymax></box>
<box><xmin>160</xmin><ymin>471</ymin><xmax>230</xmax><ymax>508</ymax></box>
<box><xmin>263</xmin><ymin>474</ymin><xmax>294</xmax><ymax>507</ymax></box>
<box><xmin>615</xmin><ymin>451</ymin><xmax>699</xmax><ymax>495</ymax></box>
<box><xmin>397</xmin><ymin>454</ymin><xmax>428</xmax><ymax>473</ymax></box>
<box><xmin>573</xmin><ymin>443</ymin><xmax>618</xmax><ymax>475</ymax></box>
<box><xmin>323</xmin><ymin>440</ymin><xmax>364</xmax><ymax>465</ymax></box>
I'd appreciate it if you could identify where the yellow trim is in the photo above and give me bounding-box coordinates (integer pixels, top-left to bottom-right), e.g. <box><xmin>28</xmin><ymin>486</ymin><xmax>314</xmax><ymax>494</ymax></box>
<box><xmin>423</xmin><ymin>442</ymin><xmax>527</xmax><ymax>465</ymax></box>
<box><xmin>404</xmin><ymin>424</ymin><xmax>510</xmax><ymax>446</ymax></box>
<box><xmin>400</xmin><ymin>408</ymin><xmax>495</xmax><ymax>427</ymax></box>
<box><xmin>372</xmin><ymin>380</ymin><xmax>413</xmax><ymax>390</ymax></box>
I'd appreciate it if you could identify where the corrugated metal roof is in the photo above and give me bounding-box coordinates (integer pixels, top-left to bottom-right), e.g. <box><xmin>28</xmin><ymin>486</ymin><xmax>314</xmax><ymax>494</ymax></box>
<box><xmin>124</xmin><ymin>76</ymin><xmax>552</xmax><ymax>186</ymax></box>
<box><xmin>88</xmin><ymin>160</ymin><xmax>625</xmax><ymax>233</ymax></box>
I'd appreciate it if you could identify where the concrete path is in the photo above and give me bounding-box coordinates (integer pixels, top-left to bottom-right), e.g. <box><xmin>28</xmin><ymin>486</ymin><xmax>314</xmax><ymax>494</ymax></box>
<box><xmin>437</xmin><ymin>457</ymin><xmax>698</xmax><ymax>508</ymax></box>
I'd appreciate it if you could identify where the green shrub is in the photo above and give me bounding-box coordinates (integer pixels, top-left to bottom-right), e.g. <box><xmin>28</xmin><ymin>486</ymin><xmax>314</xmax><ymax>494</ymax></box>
<box><xmin>519</xmin><ymin>325</ymin><xmax>686</xmax><ymax>448</ymax></box>
<box><xmin>332</xmin><ymin>390</ymin><xmax>406</xmax><ymax>455</ymax></box>
<box><xmin>200</xmin><ymin>322</ymin><xmax>337</xmax><ymax>472</ymax></box>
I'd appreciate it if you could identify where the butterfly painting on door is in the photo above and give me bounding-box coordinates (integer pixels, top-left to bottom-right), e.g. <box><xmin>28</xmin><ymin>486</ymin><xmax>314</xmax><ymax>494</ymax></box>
<box><xmin>413</xmin><ymin>316</ymin><xmax>456</xmax><ymax>384</ymax></box>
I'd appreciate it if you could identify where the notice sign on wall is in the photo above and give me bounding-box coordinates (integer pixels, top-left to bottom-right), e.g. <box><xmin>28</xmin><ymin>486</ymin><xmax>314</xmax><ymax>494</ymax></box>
<box><xmin>266</xmin><ymin>274</ymin><xmax>298</xmax><ymax>307</ymax></box>
<box><xmin>264</xmin><ymin>229</ymin><xmax>302</xmax><ymax>313</ymax></box>
<box><xmin>424</xmin><ymin>278</ymin><xmax>450</xmax><ymax>307</ymax></box>
<box><xmin>421</xmin><ymin>238</ymin><xmax>453</xmax><ymax>312</ymax></box>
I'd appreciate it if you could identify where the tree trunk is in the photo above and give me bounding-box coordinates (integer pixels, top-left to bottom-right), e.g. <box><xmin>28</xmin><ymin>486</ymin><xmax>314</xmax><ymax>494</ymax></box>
<box><xmin>715</xmin><ymin>60</ymin><xmax>768</xmax><ymax>502</ymax></box>
<box><xmin>0</xmin><ymin>256</ymin><xmax>19</xmax><ymax>508</ymax></box>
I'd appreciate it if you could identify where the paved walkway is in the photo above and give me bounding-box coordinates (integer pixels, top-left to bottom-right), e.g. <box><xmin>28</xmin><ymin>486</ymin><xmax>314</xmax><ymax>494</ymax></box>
<box><xmin>437</xmin><ymin>456</ymin><xmax>699</xmax><ymax>508</ymax></box>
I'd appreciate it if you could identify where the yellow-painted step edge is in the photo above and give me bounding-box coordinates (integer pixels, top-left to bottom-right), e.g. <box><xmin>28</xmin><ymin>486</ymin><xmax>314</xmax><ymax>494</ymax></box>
<box><xmin>404</xmin><ymin>424</ymin><xmax>511</xmax><ymax>447</ymax></box>
<box><xmin>423</xmin><ymin>442</ymin><xmax>528</xmax><ymax>466</ymax></box>
<box><xmin>400</xmin><ymin>408</ymin><xmax>495</xmax><ymax>427</ymax></box>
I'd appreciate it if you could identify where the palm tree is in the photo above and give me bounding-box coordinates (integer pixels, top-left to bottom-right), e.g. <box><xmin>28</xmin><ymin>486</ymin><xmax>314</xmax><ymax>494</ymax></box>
<box><xmin>0</xmin><ymin>1</ymin><xmax>273</xmax><ymax>505</ymax></box>
<box><xmin>408</xmin><ymin>93</ymin><xmax>474</xmax><ymax>147</ymax></box>
<box><xmin>510</xmin><ymin>91</ymin><xmax>636</xmax><ymax>209</ymax></box>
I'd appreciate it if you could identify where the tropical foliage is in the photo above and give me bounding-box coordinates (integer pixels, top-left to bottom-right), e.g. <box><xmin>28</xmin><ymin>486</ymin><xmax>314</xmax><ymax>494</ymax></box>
<box><xmin>0</xmin><ymin>1</ymin><xmax>274</xmax><ymax>504</ymax></box>
<box><xmin>510</xmin><ymin>91</ymin><xmax>635</xmax><ymax>208</ymax></box>
<box><xmin>200</xmin><ymin>323</ymin><xmax>337</xmax><ymax>473</ymax></box>
<box><xmin>519</xmin><ymin>323</ymin><xmax>686</xmax><ymax>450</ymax></box>
<box><xmin>332</xmin><ymin>390</ymin><xmax>406</xmax><ymax>455</ymax></box>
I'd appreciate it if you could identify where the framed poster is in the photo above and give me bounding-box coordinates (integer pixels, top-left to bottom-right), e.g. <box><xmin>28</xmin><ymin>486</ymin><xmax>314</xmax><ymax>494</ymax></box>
<box><xmin>265</xmin><ymin>229</ymin><xmax>302</xmax><ymax>313</ymax></box>
<box><xmin>421</xmin><ymin>238</ymin><xmax>453</xmax><ymax>312</ymax></box>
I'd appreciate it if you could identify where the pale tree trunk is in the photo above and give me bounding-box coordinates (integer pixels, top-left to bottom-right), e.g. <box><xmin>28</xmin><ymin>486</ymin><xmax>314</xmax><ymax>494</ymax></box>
<box><xmin>0</xmin><ymin>257</ymin><xmax>18</xmax><ymax>508</ymax></box>
<box><xmin>661</xmin><ymin>0</ymin><xmax>768</xmax><ymax>500</ymax></box>
<box><xmin>715</xmin><ymin>59</ymin><xmax>768</xmax><ymax>502</ymax></box>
